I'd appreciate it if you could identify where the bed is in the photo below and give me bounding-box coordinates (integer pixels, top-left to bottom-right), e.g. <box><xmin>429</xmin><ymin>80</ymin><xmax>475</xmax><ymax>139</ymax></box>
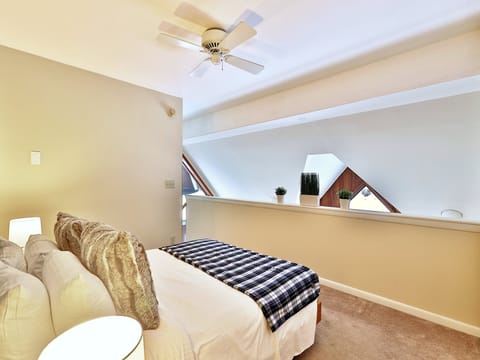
<box><xmin>0</xmin><ymin>213</ymin><xmax>320</xmax><ymax>360</ymax></box>
<box><xmin>143</xmin><ymin>247</ymin><xmax>319</xmax><ymax>360</ymax></box>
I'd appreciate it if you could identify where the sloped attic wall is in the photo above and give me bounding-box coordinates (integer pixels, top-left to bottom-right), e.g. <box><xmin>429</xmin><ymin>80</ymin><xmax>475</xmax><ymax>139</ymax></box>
<box><xmin>184</xmin><ymin>91</ymin><xmax>480</xmax><ymax>220</ymax></box>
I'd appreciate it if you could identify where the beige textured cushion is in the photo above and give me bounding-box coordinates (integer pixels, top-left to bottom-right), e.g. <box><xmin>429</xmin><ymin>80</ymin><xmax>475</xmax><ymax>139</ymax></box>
<box><xmin>54</xmin><ymin>212</ymin><xmax>88</xmax><ymax>257</ymax></box>
<box><xmin>80</xmin><ymin>221</ymin><xmax>159</xmax><ymax>330</ymax></box>
<box><xmin>24</xmin><ymin>234</ymin><xmax>58</xmax><ymax>279</ymax></box>
<box><xmin>0</xmin><ymin>237</ymin><xmax>26</xmax><ymax>272</ymax></box>
<box><xmin>0</xmin><ymin>262</ymin><xmax>55</xmax><ymax>360</ymax></box>
<box><xmin>42</xmin><ymin>249</ymin><xmax>116</xmax><ymax>335</ymax></box>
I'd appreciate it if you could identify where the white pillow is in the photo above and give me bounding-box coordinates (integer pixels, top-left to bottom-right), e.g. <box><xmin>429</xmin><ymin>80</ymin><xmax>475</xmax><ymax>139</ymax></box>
<box><xmin>0</xmin><ymin>262</ymin><xmax>55</xmax><ymax>360</ymax></box>
<box><xmin>0</xmin><ymin>237</ymin><xmax>26</xmax><ymax>272</ymax></box>
<box><xmin>42</xmin><ymin>249</ymin><xmax>116</xmax><ymax>335</ymax></box>
<box><xmin>24</xmin><ymin>234</ymin><xmax>58</xmax><ymax>279</ymax></box>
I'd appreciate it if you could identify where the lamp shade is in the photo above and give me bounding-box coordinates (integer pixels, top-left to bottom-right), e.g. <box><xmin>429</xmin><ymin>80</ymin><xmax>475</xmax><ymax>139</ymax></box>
<box><xmin>39</xmin><ymin>316</ymin><xmax>144</xmax><ymax>360</ymax></box>
<box><xmin>182</xmin><ymin>164</ymin><xmax>198</xmax><ymax>195</ymax></box>
<box><xmin>8</xmin><ymin>217</ymin><xmax>42</xmax><ymax>247</ymax></box>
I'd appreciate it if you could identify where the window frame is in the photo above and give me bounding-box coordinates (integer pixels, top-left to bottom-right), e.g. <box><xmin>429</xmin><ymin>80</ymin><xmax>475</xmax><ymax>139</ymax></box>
<box><xmin>182</xmin><ymin>153</ymin><xmax>214</xmax><ymax>196</ymax></box>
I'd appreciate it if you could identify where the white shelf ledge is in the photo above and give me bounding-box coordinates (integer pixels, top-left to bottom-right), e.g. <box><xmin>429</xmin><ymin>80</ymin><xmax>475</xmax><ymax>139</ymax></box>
<box><xmin>186</xmin><ymin>196</ymin><xmax>480</xmax><ymax>233</ymax></box>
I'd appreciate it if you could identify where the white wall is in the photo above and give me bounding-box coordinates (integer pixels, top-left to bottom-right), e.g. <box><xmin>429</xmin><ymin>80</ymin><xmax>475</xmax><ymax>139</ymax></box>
<box><xmin>184</xmin><ymin>91</ymin><xmax>480</xmax><ymax>220</ymax></box>
<box><xmin>0</xmin><ymin>46</ymin><xmax>183</xmax><ymax>248</ymax></box>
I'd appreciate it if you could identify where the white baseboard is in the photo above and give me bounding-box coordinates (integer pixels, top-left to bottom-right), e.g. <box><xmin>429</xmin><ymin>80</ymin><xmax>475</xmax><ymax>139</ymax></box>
<box><xmin>318</xmin><ymin>277</ymin><xmax>480</xmax><ymax>338</ymax></box>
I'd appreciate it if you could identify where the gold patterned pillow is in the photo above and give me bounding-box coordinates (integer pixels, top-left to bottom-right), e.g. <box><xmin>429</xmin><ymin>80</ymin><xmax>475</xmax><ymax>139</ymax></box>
<box><xmin>54</xmin><ymin>212</ymin><xmax>88</xmax><ymax>257</ymax></box>
<box><xmin>78</xmin><ymin>221</ymin><xmax>159</xmax><ymax>330</ymax></box>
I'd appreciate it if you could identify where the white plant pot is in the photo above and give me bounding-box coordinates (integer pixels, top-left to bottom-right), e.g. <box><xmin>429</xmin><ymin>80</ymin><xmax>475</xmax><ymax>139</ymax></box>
<box><xmin>299</xmin><ymin>194</ymin><xmax>319</xmax><ymax>207</ymax></box>
<box><xmin>339</xmin><ymin>199</ymin><xmax>350</xmax><ymax>209</ymax></box>
<box><xmin>276</xmin><ymin>195</ymin><xmax>285</xmax><ymax>204</ymax></box>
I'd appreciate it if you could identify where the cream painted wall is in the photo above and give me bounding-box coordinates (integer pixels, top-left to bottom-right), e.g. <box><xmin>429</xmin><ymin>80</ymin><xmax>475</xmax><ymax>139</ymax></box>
<box><xmin>184</xmin><ymin>30</ymin><xmax>480</xmax><ymax>138</ymax></box>
<box><xmin>0</xmin><ymin>46</ymin><xmax>182</xmax><ymax>249</ymax></box>
<box><xmin>186</xmin><ymin>197</ymin><xmax>480</xmax><ymax>329</ymax></box>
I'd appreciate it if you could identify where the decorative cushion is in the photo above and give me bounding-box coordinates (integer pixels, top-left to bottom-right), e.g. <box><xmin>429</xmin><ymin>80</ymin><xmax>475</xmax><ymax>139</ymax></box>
<box><xmin>79</xmin><ymin>220</ymin><xmax>159</xmax><ymax>330</ymax></box>
<box><xmin>0</xmin><ymin>236</ymin><xmax>26</xmax><ymax>272</ymax></box>
<box><xmin>24</xmin><ymin>234</ymin><xmax>58</xmax><ymax>279</ymax></box>
<box><xmin>54</xmin><ymin>212</ymin><xmax>88</xmax><ymax>258</ymax></box>
<box><xmin>0</xmin><ymin>262</ymin><xmax>55</xmax><ymax>360</ymax></box>
<box><xmin>42</xmin><ymin>249</ymin><xmax>116</xmax><ymax>335</ymax></box>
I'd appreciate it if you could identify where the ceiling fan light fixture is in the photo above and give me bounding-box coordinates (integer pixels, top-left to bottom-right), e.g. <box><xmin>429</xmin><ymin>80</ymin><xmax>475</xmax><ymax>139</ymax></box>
<box><xmin>211</xmin><ymin>53</ymin><xmax>222</xmax><ymax>65</ymax></box>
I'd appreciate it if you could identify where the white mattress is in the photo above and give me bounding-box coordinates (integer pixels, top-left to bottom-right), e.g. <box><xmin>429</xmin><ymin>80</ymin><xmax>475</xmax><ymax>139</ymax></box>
<box><xmin>143</xmin><ymin>249</ymin><xmax>317</xmax><ymax>360</ymax></box>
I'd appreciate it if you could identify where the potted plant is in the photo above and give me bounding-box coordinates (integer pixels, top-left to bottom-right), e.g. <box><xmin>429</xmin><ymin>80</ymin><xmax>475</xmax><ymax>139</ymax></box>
<box><xmin>337</xmin><ymin>189</ymin><xmax>352</xmax><ymax>209</ymax></box>
<box><xmin>299</xmin><ymin>172</ymin><xmax>320</xmax><ymax>207</ymax></box>
<box><xmin>275</xmin><ymin>186</ymin><xmax>287</xmax><ymax>203</ymax></box>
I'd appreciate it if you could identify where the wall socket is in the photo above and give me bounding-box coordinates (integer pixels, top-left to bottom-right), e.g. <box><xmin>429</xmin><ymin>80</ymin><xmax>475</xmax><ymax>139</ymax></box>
<box><xmin>164</xmin><ymin>179</ymin><xmax>175</xmax><ymax>189</ymax></box>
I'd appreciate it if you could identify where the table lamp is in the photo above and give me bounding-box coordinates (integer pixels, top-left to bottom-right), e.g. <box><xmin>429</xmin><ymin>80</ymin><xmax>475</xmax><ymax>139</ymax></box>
<box><xmin>8</xmin><ymin>217</ymin><xmax>42</xmax><ymax>247</ymax></box>
<box><xmin>39</xmin><ymin>316</ymin><xmax>144</xmax><ymax>360</ymax></box>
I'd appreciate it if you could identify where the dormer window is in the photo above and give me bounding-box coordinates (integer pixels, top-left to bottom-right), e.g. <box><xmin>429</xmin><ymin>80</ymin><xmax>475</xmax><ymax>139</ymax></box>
<box><xmin>349</xmin><ymin>186</ymin><xmax>390</xmax><ymax>212</ymax></box>
<box><xmin>319</xmin><ymin>166</ymin><xmax>399</xmax><ymax>213</ymax></box>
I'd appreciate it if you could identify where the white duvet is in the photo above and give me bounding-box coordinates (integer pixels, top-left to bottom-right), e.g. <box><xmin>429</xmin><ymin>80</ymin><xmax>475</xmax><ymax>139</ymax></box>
<box><xmin>143</xmin><ymin>249</ymin><xmax>317</xmax><ymax>360</ymax></box>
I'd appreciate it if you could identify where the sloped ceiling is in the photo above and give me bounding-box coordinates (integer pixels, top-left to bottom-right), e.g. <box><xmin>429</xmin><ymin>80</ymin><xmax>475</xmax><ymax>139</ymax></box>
<box><xmin>184</xmin><ymin>91</ymin><xmax>480</xmax><ymax>220</ymax></box>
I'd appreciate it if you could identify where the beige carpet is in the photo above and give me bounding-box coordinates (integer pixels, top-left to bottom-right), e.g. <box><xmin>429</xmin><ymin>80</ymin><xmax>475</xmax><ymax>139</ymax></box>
<box><xmin>296</xmin><ymin>286</ymin><xmax>480</xmax><ymax>360</ymax></box>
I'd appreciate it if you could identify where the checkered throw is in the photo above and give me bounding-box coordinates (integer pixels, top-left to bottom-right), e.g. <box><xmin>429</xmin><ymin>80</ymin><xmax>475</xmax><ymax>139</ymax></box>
<box><xmin>160</xmin><ymin>239</ymin><xmax>320</xmax><ymax>332</ymax></box>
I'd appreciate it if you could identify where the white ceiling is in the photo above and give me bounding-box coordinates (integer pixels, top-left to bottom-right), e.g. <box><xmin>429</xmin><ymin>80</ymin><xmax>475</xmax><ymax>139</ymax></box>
<box><xmin>1</xmin><ymin>0</ymin><xmax>479</xmax><ymax>119</ymax></box>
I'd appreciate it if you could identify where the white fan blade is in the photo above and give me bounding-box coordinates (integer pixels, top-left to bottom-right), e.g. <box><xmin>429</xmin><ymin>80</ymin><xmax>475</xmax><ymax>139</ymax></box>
<box><xmin>157</xmin><ymin>21</ymin><xmax>202</xmax><ymax>51</ymax></box>
<box><xmin>227</xmin><ymin>10</ymin><xmax>263</xmax><ymax>32</ymax></box>
<box><xmin>189</xmin><ymin>58</ymin><xmax>211</xmax><ymax>77</ymax></box>
<box><xmin>175</xmin><ymin>2</ymin><xmax>220</xmax><ymax>29</ymax></box>
<box><xmin>157</xmin><ymin>33</ymin><xmax>201</xmax><ymax>51</ymax></box>
<box><xmin>158</xmin><ymin>21</ymin><xmax>201</xmax><ymax>43</ymax></box>
<box><xmin>224</xmin><ymin>55</ymin><xmax>264</xmax><ymax>74</ymax></box>
<box><xmin>219</xmin><ymin>22</ymin><xmax>256</xmax><ymax>51</ymax></box>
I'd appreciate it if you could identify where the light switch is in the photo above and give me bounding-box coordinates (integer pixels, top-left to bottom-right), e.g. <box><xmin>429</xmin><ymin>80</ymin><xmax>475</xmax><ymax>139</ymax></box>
<box><xmin>164</xmin><ymin>180</ymin><xmax>175</xmax><ymax>189</ymax></box>
<box><xmin>31</xmin><ymin>151</ymin><xmax>41</xmax><ymax>165</ymax></box>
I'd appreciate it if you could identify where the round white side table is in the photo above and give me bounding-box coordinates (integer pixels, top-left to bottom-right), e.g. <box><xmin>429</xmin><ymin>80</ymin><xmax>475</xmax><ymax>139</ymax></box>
<box><xmin>39</xmin><ymin>316</ymin><xmax>144</xmax><ymax>360</ymax></box>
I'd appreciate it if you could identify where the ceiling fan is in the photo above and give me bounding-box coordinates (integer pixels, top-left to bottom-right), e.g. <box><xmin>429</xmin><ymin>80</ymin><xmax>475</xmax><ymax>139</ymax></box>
<box><xmin>157</xmin><ymin>2</ymin><xmax>264</xmax><ymax>77</ymax></box>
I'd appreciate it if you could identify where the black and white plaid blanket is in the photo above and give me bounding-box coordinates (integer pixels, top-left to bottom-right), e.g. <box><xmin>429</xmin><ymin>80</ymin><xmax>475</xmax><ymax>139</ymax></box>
<box><xmin>160</xmin><ymin>239</ymin><xmax>320</xmax><ymax>332</ymax></box>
